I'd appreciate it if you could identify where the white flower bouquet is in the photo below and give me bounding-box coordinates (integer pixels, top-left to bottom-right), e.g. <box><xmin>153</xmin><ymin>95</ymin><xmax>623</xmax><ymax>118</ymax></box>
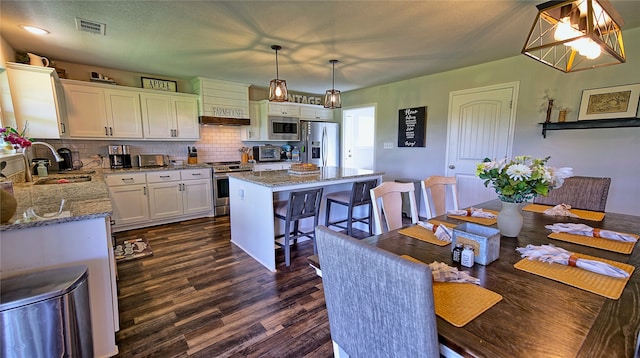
<box><xmin>476</xmin><ymin>156</ymin><xmax>573</xmax><ymax>203</ymax></box>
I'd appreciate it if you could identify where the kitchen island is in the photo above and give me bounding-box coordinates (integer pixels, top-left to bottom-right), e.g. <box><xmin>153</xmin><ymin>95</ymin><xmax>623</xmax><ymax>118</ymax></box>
<box><xmin>0</xmin><ymin>170</ymin><xmax>119</xmax><ymax>358</ymax></box>
<box><xmin>228</xmin><ymin>167</ymin><xmax>383</xmax><ymax>271</ymax></box>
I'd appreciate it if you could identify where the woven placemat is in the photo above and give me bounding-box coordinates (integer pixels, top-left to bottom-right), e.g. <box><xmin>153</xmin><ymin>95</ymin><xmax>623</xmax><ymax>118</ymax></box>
<box><xmin>548</xmin><ymin>232</ymin><xmax>638</xmax><ymax>255</ymax></box>
<box><xmin>522</xmin><ymin>203</ymin><xmax>605</xmax><ymax>221</ymax></box>
<box><xmin>398</xmin><ymin>221</ymin><xmax>456</xmax><ymax>247</ymax></box>
<box><xmin>514</xmin><ymin>253</ymin><xmax>634</xmax><ymax>299</ymax></box>
<box><xmin>401</xmin><ymin>255</ymin><xmax>503</xmax><ymax>327</ymax></box>
<box><xmin>447</xmin><ymin>209</ymin><xmax>498</xmax><ymax>226</ymax></box>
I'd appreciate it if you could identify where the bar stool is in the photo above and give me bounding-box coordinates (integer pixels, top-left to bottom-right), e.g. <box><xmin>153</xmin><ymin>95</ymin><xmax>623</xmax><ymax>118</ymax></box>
<box><xmin>325</xmin><ymin>179</ymin><xmax>378</xmax><ymax>236</ymax></box>
<box><xmin>274</xmin><ymin>188</ymin><xmax>324</xmax><ymax>267</ymax></box>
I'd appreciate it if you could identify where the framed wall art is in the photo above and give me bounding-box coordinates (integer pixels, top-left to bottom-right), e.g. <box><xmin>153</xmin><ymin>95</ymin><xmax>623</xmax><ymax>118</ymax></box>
<box><xmin>398</xmin><ymin>106</ymin><xmax>426</xmax><ymax>147</ymax></box>
<box><xmin>577</xmin><ymin>84</ymin><xmax>640</xmax><ymax>121</ymax></box>
<box><xmin>141</xmin><ymin>77</ymin><xmax>177</xmax><ymax>92</ymax></box>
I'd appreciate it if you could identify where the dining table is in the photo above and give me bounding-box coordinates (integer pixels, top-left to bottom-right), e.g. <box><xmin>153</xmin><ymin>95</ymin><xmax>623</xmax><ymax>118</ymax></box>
<box><xmin>323</xmin><ymin>199</ymin><xmax>640</xmax><ymax>357</ymax></box>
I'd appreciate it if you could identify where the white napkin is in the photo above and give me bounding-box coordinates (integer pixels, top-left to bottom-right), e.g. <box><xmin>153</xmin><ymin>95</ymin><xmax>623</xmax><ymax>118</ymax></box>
<box><xmin>543</xmin><ymin>203</ymin><xmax>579</xmax><ymax>218</ymax></box>
<box><xmin>428</xmin><ymin>261</ymin><xmax>480</xmax><ymax>284</ymax></box>
<box><xmin>447</xmin><ymin>207</ymin><xmax>497</xmax><ymax>219</ymax></box>
<box><xmin>545</xmin><ymin>223</ymin><xmax>637</xmax><ymax>243</ymax></box>
<box><xmin>516</xmin><ymin>244</ymin><xmax>629</xmax><ymax>278</ymax></box>
<box><xmin>417</xmin><ymin>221</ymin><xmax>452</xmax><ymax>242</ymax></box>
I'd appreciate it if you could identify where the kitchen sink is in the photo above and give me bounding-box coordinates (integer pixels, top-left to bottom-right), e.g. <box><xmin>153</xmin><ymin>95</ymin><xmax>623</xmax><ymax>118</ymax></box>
<box><xmin>34</xmin><ymin>175</ymin><xmax>93</xmax><ymax>185</ymax></box>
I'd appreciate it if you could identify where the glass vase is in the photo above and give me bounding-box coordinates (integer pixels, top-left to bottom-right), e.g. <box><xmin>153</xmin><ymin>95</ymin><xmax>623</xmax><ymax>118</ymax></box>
<box><xmin>497</xmin><ymin>201</ymin><xmax>523</xmax><ymax>237</ymax></box>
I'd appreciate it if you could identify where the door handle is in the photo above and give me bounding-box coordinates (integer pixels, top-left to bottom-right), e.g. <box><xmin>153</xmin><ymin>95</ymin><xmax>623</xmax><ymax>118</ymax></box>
<box><xmin>448</xmin><ymin>165</ymin><xmax>455</xmax><ymax>169</ymax></box>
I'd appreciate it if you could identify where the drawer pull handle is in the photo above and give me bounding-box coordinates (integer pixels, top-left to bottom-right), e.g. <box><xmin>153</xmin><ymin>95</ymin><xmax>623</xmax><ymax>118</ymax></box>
<box><xmin>160</xmin><ymin>175</ymin><xmax>171</xmax><ymax>178</ymax></box>
<box><xmin>122</xmin><ymin>178</ymin><xmax>134</xmax><ymax>182</ymax></box>
<box><xmin>192</xmin><ymin>173</ymin><xmax>201</xmax><ymax>176</ymax></box>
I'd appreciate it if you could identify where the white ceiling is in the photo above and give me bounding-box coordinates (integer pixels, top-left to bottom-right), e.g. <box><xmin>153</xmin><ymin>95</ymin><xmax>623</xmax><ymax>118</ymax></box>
<box><xmin>1</xmin><ymin>1</ymin><xmax>639</xmax><ymax>94</ymax></box>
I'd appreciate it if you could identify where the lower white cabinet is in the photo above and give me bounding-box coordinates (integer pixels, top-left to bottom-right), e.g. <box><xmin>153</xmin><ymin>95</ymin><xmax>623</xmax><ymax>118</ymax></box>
<box><xmin>105</xmin><ymin>173</ymin><xmax>149</xmax><ymax>227</ymax></box>
<box><xmin>107</xmin><ymin>169</ymin><xmax>212</xmax><ymax>231</ymax></box>
<box><xmin>253</xmin><ymin>162</ymin><xmax>293</xmax><ymax>171</ymax></box>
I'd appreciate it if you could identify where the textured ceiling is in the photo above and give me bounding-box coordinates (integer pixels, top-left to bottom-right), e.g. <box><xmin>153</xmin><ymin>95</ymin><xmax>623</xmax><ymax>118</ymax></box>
<box><xmin>1</xmin><ymin>1</ymin><xmax>639</xmax><ymax>94</ymax></box>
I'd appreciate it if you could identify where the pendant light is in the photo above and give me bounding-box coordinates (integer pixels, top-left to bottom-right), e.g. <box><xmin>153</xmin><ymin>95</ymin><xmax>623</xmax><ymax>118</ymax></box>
<box><xmin>324</xmin><ymin>59</ymin><xmax>342</xmax><ymax>109</ymax></box>
<box><xmin>522</xmin><ymin>0</ymin><xmax>625</xmax><ymax>73</ymax></box>
<box><xmin>269</xmin><ymin>45</ymin><xmax>288</xmax><ymax>102</ymax></box>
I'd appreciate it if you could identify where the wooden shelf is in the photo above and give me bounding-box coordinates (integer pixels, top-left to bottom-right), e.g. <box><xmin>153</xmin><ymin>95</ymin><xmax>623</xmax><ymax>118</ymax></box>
<box><xmin>539</xmin><ymin>118</ymin><xmax>640</xmax><ymax>138</ymax></box>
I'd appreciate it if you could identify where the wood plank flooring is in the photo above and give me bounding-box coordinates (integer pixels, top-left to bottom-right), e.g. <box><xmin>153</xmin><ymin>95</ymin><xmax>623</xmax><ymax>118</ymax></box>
<box><xmin>113</xmin><ymin>216</ymin><xmax>350</xmax><ymax>357</ymax></box>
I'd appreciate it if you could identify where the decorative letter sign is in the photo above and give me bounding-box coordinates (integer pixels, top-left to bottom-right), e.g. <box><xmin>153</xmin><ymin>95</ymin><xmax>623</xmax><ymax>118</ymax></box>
<box><xmin>398</xmin><ymin>106</ymin><xmax>426</xmax><ymax>147</ymax></box>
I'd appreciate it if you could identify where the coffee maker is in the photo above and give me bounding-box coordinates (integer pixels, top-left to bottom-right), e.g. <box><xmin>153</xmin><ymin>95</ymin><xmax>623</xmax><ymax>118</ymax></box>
<box><xmin>108</xmin><ymin>145</ymin><xmax>132</xmax><ymax>169</ymax></box>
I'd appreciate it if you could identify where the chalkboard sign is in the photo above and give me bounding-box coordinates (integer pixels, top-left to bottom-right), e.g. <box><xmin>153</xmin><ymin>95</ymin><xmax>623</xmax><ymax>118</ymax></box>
<box><xmin>398</xmin><ymin>106</ymin><xmax>426</xmax><ymax>147</ymax></box>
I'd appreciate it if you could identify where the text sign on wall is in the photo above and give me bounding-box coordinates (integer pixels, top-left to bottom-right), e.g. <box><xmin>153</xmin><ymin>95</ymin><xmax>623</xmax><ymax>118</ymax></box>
<box><xmin>398</xmin><ymin>106</ymin><xmax>427</xmax><ymax>147</ymax></box>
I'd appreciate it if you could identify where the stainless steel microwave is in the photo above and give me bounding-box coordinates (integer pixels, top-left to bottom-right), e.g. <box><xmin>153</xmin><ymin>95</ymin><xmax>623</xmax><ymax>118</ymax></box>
<box><xmin>268</xmin><ymin>117</ymin><xmax>299</xmax><ymax>141</ymax></box>
<box><xmin>253</xmin><ymin>145</ymin><xmax>281</xmax><ymax>162</ymax></box>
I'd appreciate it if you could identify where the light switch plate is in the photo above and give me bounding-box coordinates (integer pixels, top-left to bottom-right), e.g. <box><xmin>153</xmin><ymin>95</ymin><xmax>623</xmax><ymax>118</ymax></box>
<box><xmin>383</xmin><ymin>142</ymin><xmax>393</xmax><ymax>149</ymax></box>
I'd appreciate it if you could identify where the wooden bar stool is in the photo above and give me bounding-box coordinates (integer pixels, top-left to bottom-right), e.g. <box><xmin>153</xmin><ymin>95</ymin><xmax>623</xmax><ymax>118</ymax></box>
<box><xmin>274</xmin><ymin>188</ymin><xmax>324</xmax><ymax>267</ymax></box>
<box><xmin>325</xmin><ymin>179</ymin><xmax>378</xmax><ymax>236</ymax></box>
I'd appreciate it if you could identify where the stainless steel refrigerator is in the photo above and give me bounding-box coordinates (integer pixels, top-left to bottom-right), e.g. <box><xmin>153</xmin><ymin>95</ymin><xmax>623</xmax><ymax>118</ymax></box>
<box><xmin>299</xmin><ymin>121</ymin><xmax>339</xmax><ymax>167</ymax></box>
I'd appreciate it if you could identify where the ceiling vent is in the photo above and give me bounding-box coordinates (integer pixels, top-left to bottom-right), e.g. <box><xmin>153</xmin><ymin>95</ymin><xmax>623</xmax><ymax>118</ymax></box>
<box><xmin>75</xmin><ymin>17</ymin><xmax>106</xmax><ymax>35</ymax></box>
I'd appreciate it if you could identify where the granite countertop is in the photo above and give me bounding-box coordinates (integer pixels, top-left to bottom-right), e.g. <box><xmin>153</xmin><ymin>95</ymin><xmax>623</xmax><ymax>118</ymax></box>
<box><xmin>102</xmin><ymin>163</ymin><xmax>212</xmax><ymax>174</ymax></box>
<box><xmin>1</xmin><ymin>169</ymin><xmax>112</xmax><ymax>232</ymax></box>
<box><xmin>227</xmin><ymin>167</ymin><xmax>384</xmax><ymax>187</ymax></box>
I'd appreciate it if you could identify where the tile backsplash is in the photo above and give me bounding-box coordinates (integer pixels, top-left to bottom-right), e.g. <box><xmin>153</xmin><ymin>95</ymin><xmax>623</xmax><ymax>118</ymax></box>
<box><xmin>31</xmin><ymin>125</ymin><xmax>263</xmax><ymax>170</ymax></box>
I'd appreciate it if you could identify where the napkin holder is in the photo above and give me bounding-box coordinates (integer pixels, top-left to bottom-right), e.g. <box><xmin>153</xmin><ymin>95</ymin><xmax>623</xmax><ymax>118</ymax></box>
<box><xmin>452</xmin><ymin>223</ymin><xmax>500</xmax><ymax>265</ymax></box>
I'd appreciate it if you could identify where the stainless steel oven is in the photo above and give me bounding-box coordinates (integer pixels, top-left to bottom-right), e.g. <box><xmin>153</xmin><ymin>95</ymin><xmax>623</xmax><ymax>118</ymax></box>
<box><xmin>208</xmin><ymin>162</ymin><xmax>253</xmax><ymax>216</ymax></box>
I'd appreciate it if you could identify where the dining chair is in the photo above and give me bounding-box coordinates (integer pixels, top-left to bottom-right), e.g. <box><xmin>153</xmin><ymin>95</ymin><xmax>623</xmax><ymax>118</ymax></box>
<box><xmin>533</xmin><ymin>176</ymin><xmax>611</xmax><ymax>212</ymax></box>
<box><xmin>315</xmin><ymin>225</ymin><xmax>440</xmax><ymax>358</ymax></box>
<box><xmin>325</xmin><ymin>179</ymin><xmax>378</xmax><ymax>236</ymax></box>
<box><xmin>420</xmin><ymin>176</ymin><xmax>459</xmax><ymax>219</ymax></box>
<box><xmin>370</xmin><ymin>181</ymin><xmax>418</xmax><ymax>234</ymax></box>
<box><xmin>274</xmin><ymin>188</ymin><xmax>324</xmax><ymax>267</ymax></box>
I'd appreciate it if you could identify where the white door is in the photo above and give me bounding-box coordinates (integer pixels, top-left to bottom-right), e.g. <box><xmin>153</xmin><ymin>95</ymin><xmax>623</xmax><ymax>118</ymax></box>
<box><xmin>446</xmin><ymin>82</ymin><xmax>519</xmax><ymax>208</ymax></box>
<box><xmin>342</xmin><ymin>106</ymin><xmax>375</xmax><ymax>170</ymax></box>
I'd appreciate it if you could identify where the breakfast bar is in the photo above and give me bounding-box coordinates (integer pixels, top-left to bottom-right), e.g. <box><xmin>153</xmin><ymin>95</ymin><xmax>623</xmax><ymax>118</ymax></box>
<box><xmin>228</xmin><ymin>167</ymin><xmax>383</xmax><ymax>272</ymax></box>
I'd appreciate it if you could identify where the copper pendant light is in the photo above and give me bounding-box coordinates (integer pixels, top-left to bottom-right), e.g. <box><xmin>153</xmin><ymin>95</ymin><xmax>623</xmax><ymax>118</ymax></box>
<box><xmin>324</xmin><ymin>59</ymin><xmax>342</xmax><ymax>109</ymax></box>
<box><xmin>268</xmin><ymin>45</ymin><xmax>288</xmax><ymax>102</ymax></box>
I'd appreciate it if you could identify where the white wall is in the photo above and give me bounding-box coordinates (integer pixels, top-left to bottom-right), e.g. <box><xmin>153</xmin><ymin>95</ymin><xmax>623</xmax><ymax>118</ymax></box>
<box><xmin>342</xmin><ymin>27</ymin><xmax>640</xmax><ymax>215</ymax></box>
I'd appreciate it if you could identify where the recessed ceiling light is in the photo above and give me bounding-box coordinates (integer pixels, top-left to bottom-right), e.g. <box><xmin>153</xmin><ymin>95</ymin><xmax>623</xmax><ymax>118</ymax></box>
<box><xmin>20</xmin><ymin>25</ymin><xmax>49</xmax><ymax>35</ymax></box>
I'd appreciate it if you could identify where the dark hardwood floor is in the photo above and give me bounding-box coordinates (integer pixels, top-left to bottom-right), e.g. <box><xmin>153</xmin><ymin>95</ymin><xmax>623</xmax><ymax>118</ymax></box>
<box><xmin>113</xmin><ymin>216</ymin><xmax>345</xmax><ymax>358</ymax></box>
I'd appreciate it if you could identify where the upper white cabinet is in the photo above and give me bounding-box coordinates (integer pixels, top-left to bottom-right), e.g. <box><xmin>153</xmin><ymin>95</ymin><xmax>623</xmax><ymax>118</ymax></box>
<box><xmin>5</xmin><ymin>62</ymin><xmax>66</xmax><ymax>138</ymax></box>
<box><xmin>63</xmin><ymin>81</ymin><xmax>144</xmax><ymax>138</ymax></box>
<box><xmin>300</xmin><ymin>104</ymin><xmax>334</xmax><ymax>121</ymax></box>
<box><xmin>266</xmin><ymin>102</ymin><xmax>300</xmax><ymax>117</ymax></box>
<box><xmin>241</xmin><ymin>100</ymin><xmax>261</xmax><ymax>141</ymax></box>
<box><xmin>191</xmin><ymin>77</ymin><xmax>250</xmax><ymax>119</ymax></box>
<box><xmin>140</xmin><ymin>93</ymin><xmax>199</xmax><ymax>139</ymax></box>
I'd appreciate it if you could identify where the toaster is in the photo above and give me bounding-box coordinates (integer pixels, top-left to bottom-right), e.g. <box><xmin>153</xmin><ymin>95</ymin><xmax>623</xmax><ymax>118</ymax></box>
<box><xmin>137</xmin><ymin>154</ymin><xmax>169</xmax><ymax>168</ymax></box>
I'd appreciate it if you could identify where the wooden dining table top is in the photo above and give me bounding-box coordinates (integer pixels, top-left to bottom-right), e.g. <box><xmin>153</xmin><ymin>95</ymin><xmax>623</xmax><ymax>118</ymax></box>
<box><xmin>357</xmin><ymin>200</ymin><xmax>640</xmax><ymax>358</ymax></box>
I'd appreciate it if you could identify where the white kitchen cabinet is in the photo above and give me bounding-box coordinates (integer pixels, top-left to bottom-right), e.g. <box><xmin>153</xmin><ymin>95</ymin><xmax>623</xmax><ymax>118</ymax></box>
<box><xmin>300</xmin><ymin>104</ymin><xmax>334</xmax><ymax>121</ymax></box>
<box><xmin>140</xmin><ymin>93</ymin><xmax>199</xmax><ymax>139</ymax></box>
<box><xmin>241</xmin><ymin>100</ymin><xmax>262</xmax><ymax>141</ymax></box>
<box><xmin>265</xmin><ymin>101</ymin><xmax>300</xmax><ymax>117</ymax></box>
<box><xmin>6</xmin><ymin>62</ymin><xmax>67</xmax><ymax>138</ymax></box>
<box><xmin>147</xmin><ymin>169</ymin><xmax>211</xmax><ymax>220</ymax></box>
<box><xmin>62</xmin><ymin>80</ymin><xmax>143</xmax><ymax>139</ymax></box>
<box><xmin>253</xmin><ymin>162</ymin><xmax>293</xmax><ymax>171</ymax></box>
<box><xmin>105</xmin><ymin>173</ymin><xmax>149</xmax><ymax>227</ymax></box>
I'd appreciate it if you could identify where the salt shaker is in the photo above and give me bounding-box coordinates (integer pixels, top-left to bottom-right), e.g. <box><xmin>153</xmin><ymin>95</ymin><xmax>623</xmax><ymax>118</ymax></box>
<box><xmin>461</xmin><ymin>245</ymin><xmax>475</xmax><ymax>268</ymax></box>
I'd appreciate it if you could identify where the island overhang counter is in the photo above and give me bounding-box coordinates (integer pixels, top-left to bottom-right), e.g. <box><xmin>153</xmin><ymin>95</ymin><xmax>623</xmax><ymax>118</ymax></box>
<box><xmin>228</xmin><ymin>167</ymin><xmax>384</xmax><ymax>271</ymax></box>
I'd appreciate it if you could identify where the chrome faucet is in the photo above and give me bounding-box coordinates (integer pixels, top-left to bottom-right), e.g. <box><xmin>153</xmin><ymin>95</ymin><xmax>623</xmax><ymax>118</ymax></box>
<box><xmin>22</xmin><ymin>142</ymin><xmax>64</xmax><ymax>182</ymax></box>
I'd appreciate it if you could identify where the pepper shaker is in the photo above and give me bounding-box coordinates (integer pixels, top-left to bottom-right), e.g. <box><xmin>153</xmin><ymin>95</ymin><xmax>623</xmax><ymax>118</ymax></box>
<box><xmin>452</xmin><ymin>243</ymin><xmax>464</xmax><ymax>263</ymax></box>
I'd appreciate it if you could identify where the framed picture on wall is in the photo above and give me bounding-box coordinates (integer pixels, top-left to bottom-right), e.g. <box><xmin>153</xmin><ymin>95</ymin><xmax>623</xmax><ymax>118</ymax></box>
<box><xmin>141</xmin><ymin>77</ymin><xmax>177</xmax><ymax>92</ymax></box>
<box><xmin>577</xmin><ymin>83</ymin><xmax>640</xmax><ymax>120</ymax></box>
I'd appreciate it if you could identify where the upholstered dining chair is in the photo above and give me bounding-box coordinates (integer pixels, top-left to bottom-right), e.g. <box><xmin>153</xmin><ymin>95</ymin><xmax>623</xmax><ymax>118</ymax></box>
<box><xmin>274</xmin><ymin>188</ymin><xmax>324</xmax><ymax>267</ymax></box>
<box><xmin>325</xmin><ymin>179</ymin><xmax>378</xmax><ymax>236</ymax></box>
<box><xmin>370</xmin><ymin>181</ymin><xmax>418</xmax><ymax>234</ymax></box>
<box><xmin>420</xmin><ymin>176</ymin><xmax>459</xmax><ymax>219</ymax></box>
<box><xmin>315</xmin><ymin>225</ymin><xmax>440</xmax><ymax>358</ymax></box>
<box><xmin>533</xmin><ymin>176</ymin><xmax>611</xmax><ymax>212</ymax></box>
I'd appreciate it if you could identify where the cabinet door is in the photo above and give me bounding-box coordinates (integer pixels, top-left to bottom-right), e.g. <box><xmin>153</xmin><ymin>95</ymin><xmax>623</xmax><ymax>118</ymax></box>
<box><xmin>108</xmin><ymin>184</ymin><xmax>149</xmax><ymax>226</ymax></box>
<box><xmin>300</xmin><ymin>106</ymin><xmax>333</xmax><ymax>121</ymax></box>
<box><xmin>182</xmin><ymin>178</ymin><xmax>213</xmax><ymax>215</ymax></box>
<box><xmin>140</xmin><ymin>93</ymin><xmax>174</xmax><ymax>138</ymax></box>
<box><xmin>63</xmin><ymin>83</ymin><xmax>109</xmax><ymax>137</ymax></box>
<box><xmin>241</xmin><ymin>100</ymin><xmax>261</xmax><ymax>141</ymax></box>
<box><xmin>173</xmin><ymin>96</ymin><xmax>199</xmax><ymax>139</ymax></box>
<box><xmin>6</xmin><ymin>63</ymin><xmax>65</xmax><ymax>139</ymax></box>
<box><xmin>104</xmin><ymin>89</ymin><xmax>143</xmax><ymax>138</ymax></box>
<box><xmin>148</xmin><ymin>181</ymin><xmax>183</xmax><ymax>219</ymax></box>
<box><xmin>268</xmin><ymin>102</ymin><xmax>300</xmax><ymax>116</ymax></box>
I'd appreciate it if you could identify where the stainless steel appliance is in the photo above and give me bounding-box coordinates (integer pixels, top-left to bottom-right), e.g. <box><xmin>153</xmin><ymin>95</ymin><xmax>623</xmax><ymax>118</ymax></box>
<box><xmin>299</xmin><ymin>121</ymin><xmax>339</xmax><ymax>167</ymax></box>
<box><xmin>268</xmin><ymin>117</ymin><xmax>300</xmax><ymax>141</ymax></box>
<box><xmin>108</xmin><ymin>145</ymin><xmax>132</xmax><ymax>169</ymax></box>
<box><xmin>137</xmin><ymin>154</ymin><xmax>169</xmax><ymax>168</ymax></box>
<box><xmin>252</xmin><ymin>145</ymin><xmax>281</xmax><ymax>162</ymax></box>
<box><xmin>208</xmin><ymin>161</ymin><xmax>253</xmax><ymax>216</ymax></box>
